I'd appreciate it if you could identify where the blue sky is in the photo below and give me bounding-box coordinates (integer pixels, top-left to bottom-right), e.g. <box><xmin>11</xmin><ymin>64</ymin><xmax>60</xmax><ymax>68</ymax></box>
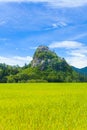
<box><xmin>0</xmin><ymin>0</ymin><xmax>87</xmax><ymax>68</ymax></box>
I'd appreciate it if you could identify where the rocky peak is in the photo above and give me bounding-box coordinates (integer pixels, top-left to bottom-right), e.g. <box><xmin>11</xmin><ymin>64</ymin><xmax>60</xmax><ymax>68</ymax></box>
<box><xmin>37</xmin><ymin>45</ymin><xmax>49</xmax><ymax>52</ymax></box>
<box><xmin>31</xmin><ymin>45</ymin><xmax>62</xmax><ymax>70</ymax></box>
<box><xmin>33</xmin><ymin>46</ymin><xmax>49</xmax><ymax>58</ymax></box>
<box><xmin>31</xmin><ymin>46</ymin><xmax>50</xmax><ymax>68</ymax></box>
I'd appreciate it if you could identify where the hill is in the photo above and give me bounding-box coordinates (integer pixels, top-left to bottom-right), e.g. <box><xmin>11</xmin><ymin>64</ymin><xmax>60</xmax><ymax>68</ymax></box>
<box><xmin>7</xmin><ymin>45</ymin><xmax>87</xmax><ymax>83</ymax></box>
<box><xmin>0</xmin><ymin>45</ymin><xmax>87</xmax><ymax>83</ymax></box>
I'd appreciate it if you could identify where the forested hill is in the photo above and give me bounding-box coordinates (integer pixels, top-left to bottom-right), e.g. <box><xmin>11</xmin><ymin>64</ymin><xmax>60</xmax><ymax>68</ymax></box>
<box><xmin>4</xmin><ymin>45</ymin><xmax>87</xmax><ymax>83</ymax></box>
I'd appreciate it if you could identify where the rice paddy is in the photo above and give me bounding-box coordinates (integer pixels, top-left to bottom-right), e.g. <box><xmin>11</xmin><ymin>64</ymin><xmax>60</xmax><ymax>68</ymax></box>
<box><xmin>0</xmin><ymin>83</ymin><xmax>87</xmax><ymax>130</ymax></box>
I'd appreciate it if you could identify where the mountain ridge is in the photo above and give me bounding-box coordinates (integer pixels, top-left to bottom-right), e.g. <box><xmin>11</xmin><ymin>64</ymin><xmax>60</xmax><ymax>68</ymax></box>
<box><xmin>72</xmin><ymin>66</ymin><xmax>87</xmax><ymax>76</ymax></box>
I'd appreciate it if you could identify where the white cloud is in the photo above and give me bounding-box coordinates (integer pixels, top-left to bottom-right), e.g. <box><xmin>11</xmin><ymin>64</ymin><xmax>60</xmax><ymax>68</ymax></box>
<box><xmin>66</xmin><ymin>46</ymin><xmax>87</xmax><ymax>68</ymax></box>
<box><xmin>0</xmin><ymin>0</ymin><xmax>87</xmax><ymax>7</ymax></box>
<box><xmin>66</xmin><ymin>56</ymin><xmax>87</xmax><ymax>68</ymax></box>
<box><xmin>68</xmin><ymin>47</ymin><xmax>87</xmax><ymax>56</ymax></box>
<box><xmin>66</xmin><ymin>43</ymin><xmax>87</xmax><ymax>68</ymax></box>
<box><xmin>52</xmin><ymin>22</ymin><xmax>67</xmax><ymax>28</ymax></box>
<box><xmin>49</xmin><ymin>41</ymin><xmax>83</xmax><ymax>49</ymax></box>
<box><xmin>49</xmin><ymin>40</ymin><xmax>87</xmax><ymax>68</ymax></box>
<box><xmin>50</xmin><ymin>0</ymin><xmax>87</xmax><ymax>7</ymax></box>
<box><xmin>0</xmin><ymin>56</ymin><xmax>32</xmax><ymax>66</ymax></box>
<box><xmin>44</xmin><ymin>22</ymin><xmax>67</xmax><ymax>31</ymax></box>
<box><xmin>52</xmin><ymin>23</ymin><xmax>58</xmax><ymax>28</ymax></box>
<box><xmin>69</xmin><ymin>52</ymin><xmax>85</xmax><ymax>58</ymax></box>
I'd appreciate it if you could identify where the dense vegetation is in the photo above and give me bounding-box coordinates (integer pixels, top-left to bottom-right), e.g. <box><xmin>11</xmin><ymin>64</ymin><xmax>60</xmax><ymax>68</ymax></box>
<box><xmin>0</xmin><ymin>63</ymin><xmax>21</xmax><ymax>83</ymax></box>
<box><xmin>0</xmin><ymin>46</ymin><xmax>87</xmax><ymax>83</ymax></box>
<box><xmin>0</xmin><ymin>83</ymin><xmax>87</xmax><ymax>130</ymax></box>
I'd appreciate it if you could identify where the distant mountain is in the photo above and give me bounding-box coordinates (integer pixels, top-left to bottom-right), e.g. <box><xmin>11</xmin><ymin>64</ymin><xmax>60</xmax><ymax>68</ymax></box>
<box><xmin>7</xmin><ymin>45</ymin><xmax>87</xmax><ymax>83</ymax></box>
<box><xmin>72</xmin><ymin>66</ymin><xmax>87</xmax><ymax>76</ymax></box>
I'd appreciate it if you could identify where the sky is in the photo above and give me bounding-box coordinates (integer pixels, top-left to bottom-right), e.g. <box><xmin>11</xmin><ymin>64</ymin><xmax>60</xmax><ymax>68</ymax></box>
<box><xmin>0</xmin><ymin>0</ymin><xmax>87</xmax><ymax>68</ymax></box>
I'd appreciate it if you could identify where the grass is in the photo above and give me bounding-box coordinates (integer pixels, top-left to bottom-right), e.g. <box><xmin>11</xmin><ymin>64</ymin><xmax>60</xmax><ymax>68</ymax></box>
<box><xmin>0</xmin><ymin>83</ymin><xmax>87</xmax><ymax>130</ymax></box>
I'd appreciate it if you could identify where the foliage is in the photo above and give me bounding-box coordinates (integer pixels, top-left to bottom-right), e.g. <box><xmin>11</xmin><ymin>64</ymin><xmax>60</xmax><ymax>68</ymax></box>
<box><xmin>0</xmin><ymin>63</ymin><xmax>21</xmax><ymax>83</ymax></box>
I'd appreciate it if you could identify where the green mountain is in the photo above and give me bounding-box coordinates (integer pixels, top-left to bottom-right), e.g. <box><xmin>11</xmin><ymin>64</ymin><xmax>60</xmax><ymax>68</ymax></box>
<box><xmin>7</xmin><ymin>45</ymin><xmax>87</xmax><ymax>83</ymax></box>
<box><xmin>72</xmin><ymin>66</ymin><xmax>87</xmax><ymax>76</ymax></box>
<box><xmin>0</xmin><ymin>45</ymin><xmax>86</xmax><ymax>83</ymax></box>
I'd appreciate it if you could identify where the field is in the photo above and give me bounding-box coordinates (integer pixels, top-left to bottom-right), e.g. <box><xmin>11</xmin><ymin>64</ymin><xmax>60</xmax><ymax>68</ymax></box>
<box><xmin>0</xmin><ymin>83</ymin><xmax>87</xmax><ymax>130</ymax></box>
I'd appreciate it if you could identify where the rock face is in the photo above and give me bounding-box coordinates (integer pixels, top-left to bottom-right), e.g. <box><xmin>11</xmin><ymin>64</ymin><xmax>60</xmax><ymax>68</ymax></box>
<box><xmin>35</xmin><ymin>46</ymin><xmax>49</xmax><ymax>52</ymax></box>
<box><xmin>31</xmin><ymin>45</ymin><xmax>68</xmax><ymax>71</ymax></box>
<box><xmin>31</xmin><ymin>46</ymin><xmax>49</xmax><ymax>68</ymax></box>
<box><xmin>31</xmin><ymin>46</ymin><xmax>62</xmax><ymax>70</ymax></box>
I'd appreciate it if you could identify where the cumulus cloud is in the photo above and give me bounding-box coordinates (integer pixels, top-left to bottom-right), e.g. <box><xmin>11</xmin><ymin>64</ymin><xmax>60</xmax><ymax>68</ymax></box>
<box><xmin>0</xmin><ymin>0</ymin><xmax>87</xmax><ymax>7</ymax></box>
<box><xmin>0</xmin><ymin>56</ymin><xmax>32</xmax><ymax>66</ymax></box>
<box><xmin>66</xmin><ymin>56</ymin><xmax>87</xmax><ymax>68</ymax></box>
<box><xmin>49</xmin><ymin>40</ymin><xmax>87</xmax><ymax>68</ymax></box>
<box><xmin>66</xmin><ymin>46</ymin><xmax>87</xmax><ymax>68</ymax></box>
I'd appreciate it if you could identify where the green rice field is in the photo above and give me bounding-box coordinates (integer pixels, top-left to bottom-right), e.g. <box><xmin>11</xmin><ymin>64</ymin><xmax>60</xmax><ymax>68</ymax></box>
<box><xmin>0</xmin><ymin>83</ymin><xmax>87</xmax><ymax>130</ymax></box>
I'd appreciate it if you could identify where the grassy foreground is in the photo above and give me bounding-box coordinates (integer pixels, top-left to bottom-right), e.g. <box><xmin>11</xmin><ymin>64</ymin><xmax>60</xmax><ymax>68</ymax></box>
<box><xmin>0</xmin><ymin>83</ymin><xmax>87</xmax><ymax>130</ymax></box>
